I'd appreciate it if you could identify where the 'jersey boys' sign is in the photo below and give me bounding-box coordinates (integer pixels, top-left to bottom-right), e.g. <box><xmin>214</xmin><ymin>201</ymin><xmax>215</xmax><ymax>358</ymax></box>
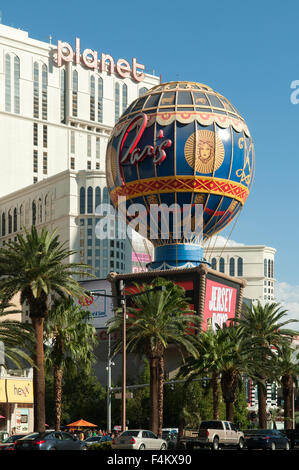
<box><xmin>203</xmin><ymin>276</ymin><xmax>238</xmax><ymax>331</ymax></box>
<box><xmin>56</xmin><ymin>38</ymin><xmax>145</xmax><ymax>82</ymax></box>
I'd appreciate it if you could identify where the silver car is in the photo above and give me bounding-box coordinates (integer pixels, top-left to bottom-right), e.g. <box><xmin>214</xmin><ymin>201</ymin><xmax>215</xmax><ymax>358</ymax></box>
<box><xmin>112</xmin><ymin>430</ymin><xmax>167</xmax><ymax>450</ymax></box>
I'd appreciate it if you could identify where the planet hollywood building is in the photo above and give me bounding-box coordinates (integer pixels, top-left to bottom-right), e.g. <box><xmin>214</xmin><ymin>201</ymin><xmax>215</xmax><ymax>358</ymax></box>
<box><xmin>0</xmin><ymin>23</ymin><xmax>160</xmax><ymax>288</ymax></box>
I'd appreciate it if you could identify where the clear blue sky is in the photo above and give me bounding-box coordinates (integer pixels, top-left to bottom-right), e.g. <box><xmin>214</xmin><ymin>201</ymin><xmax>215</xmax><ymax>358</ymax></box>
<box><xmin>1</xmin><ymin>0</ymin><xmax>299</xmax><ymax>290</ymax></box>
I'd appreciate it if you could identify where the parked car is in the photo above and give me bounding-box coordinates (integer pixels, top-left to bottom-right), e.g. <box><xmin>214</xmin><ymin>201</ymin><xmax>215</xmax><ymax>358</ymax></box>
<box><xmin>112</xmin><ymin>430</ymin><xmax>167</xmax><ymax>450</ymax></box>
<box><xmin>84</xmin><ymin>435</ymin><xmax>112</xmax><ymax>447</ymax></box>
<box><xmin>0</xmin><ymin>434</ymin><xmax>28</xmax><ymax>450</ymax></box>
<box><xmin>244</xmin><ymin>429</ymin><xmax>290</xmax><ymax>450</ymax></box>
<box><xmin>281</xmin><ymin>423</ymin><xmax>299</xmax><ymax>449</ymax></box>
<box><xmin>14</xmin><ymin>431</ymin><xmax>88</xmax><ymax>450</ymax></box>
<box><xmin>181</xmin><ymin>420</ymin><xmax>245</xmax><ymax>450</ymax></box>
<box><xmin>162</xmin><ymin>429</ymin><xmax>178</xmax><ymax>442</ymax></box>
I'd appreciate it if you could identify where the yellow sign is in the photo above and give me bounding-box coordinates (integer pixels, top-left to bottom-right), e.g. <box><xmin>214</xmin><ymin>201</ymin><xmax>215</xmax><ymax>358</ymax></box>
<box><xmin>0</xmin><ymin>379</ymin><xmax>6</xmax><ymax>402</ymax></box>
<box><xmin>6</xmin><ymin>379</ymin><xmax>33</xmax><ymax>404</ymax></box>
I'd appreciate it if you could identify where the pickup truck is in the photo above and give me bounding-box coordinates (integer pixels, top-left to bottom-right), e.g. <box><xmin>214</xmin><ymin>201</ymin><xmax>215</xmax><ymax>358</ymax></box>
<box><xmin>181</xmin><ymin>420</ymin><xmax>245</xmax><ymax>450</ymax></box>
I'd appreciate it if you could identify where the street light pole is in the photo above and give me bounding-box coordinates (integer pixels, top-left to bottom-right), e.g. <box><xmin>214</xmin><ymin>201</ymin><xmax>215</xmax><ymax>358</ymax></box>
<box><xmin>120</xmin><ymin>280</ymin><xmax>127</xmax><ymax>433</ymax></box>
<box><xmin>106</xmin><ymin>332</ymin><xmax>112</xmax><ymax>433</ymax></box>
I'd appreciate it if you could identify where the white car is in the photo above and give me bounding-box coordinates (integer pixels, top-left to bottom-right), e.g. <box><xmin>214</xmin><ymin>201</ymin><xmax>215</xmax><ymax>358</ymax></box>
<box><xmin>112</xmin><ymin>430</ymin><xmax>167</xmax><ymax>450</ymax></box>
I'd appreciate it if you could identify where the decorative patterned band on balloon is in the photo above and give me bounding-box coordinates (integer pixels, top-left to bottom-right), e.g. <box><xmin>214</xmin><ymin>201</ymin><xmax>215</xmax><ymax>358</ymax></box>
<box><xmin>110</xmin><ymin>175</ymin><xmax>250</xmax><ymax>206</ymax></box>
<box><xmin>113</xmin><ymin>111</ymin><xmax>251</xmax><ymax>137</ymax></box>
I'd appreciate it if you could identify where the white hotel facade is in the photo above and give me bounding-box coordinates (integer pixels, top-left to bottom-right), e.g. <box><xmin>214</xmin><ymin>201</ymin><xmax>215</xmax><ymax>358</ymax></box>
<box><xmin>204</xmin><ymin>244</ymin><xmax>276</xmax><ymax>303</ymax></box>
<box><xmin>0</xmin><ymin>23</ymin><xmax>160</xmax><ymax>284</ymax></box>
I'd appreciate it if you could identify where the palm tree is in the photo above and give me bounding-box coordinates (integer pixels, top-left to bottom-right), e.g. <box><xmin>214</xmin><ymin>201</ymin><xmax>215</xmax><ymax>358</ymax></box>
<box><xmin>44</xmin><ymin>298</ymin><xmax>98</xmax><ymax>430</ymax></box>
<box><xmin>235</xmin><ymin>301</ymin><xmax>298</xmax><ymax>428</ymax></box>
<box><xmin>0</xmin><ymin>298</ymin><xmax>35</xmax><ymax>369</ymax></box>
<box><xmin>107</xmin><ymin>277</ymin><xmax>199</xmax><ymax>437</ymax></box>
<box><xmin>180</xmin><ymin>328</ymin><xmax>223</xmax><ymax>420</ymax></box>
<box><xmin>0</xmin><ymin>226</ymin><xmax>91</xmax><ymax>432</ymax></box>
<box><xmin>275</xmin><ymin>343</ymin><xmax>299</xmax><ymax>430</ymax></box>
<box><xmin>216</xmin><ymin>324</ymin><xmax>250</xmax><ymax>422</ymax></box>
<box><xmin>181</xmin><ymin>324</ymin><xmax>262</xmax><ymax>422</ymax></box>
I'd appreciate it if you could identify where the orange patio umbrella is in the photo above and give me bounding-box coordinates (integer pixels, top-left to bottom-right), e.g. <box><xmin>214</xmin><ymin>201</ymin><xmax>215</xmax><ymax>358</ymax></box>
<box><xmin>66</xmin><ymin>419</ymin><xmax>97</xmax><ymax>428</ymax></box>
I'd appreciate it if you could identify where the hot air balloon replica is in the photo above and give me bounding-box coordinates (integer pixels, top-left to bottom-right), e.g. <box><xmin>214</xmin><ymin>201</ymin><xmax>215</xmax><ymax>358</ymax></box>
<box><xmin>106</xmin><ymin>81</ymin><xmax>254</xmax><ymax>330</ymax></box>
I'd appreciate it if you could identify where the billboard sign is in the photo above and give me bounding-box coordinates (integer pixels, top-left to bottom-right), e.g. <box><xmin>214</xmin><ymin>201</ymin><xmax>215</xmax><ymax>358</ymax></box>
<box><xmin>78</xmin><ymin>279</ymin><xmax>114</xmax><ymax>329</ymax></box>
<box><xmin>203</xmin><ymin>275</ymin><xmax>238</xmax><ymax>332</ymax></box>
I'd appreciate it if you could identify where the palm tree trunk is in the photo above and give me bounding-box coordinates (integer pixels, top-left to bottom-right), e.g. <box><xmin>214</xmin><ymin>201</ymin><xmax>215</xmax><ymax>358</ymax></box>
<box><xmin>221</xmin><ymin>369</ymin><xmax>238</xmax><ymax>422</ymax></box>
<box><xmin>54</xmin><ymin>366</ymin><xmax>63</xmax><ymax>431</ymax></box>
<box><xmin>157</xmin><ymin>356</ymin><xmax>164</xmax><ymax>438</ymax></box>
<box><xmin>212</xmin><ymin>372</ymin><xmax>219</xmax><ymax>420</ymax></box>
<box><xmin>282</xmin><ymin>374</ymin><xmax>293</xmax><ymax>430</ymax></box>
<box><xmin>149</xmin><ymin>357</ymin><xmax>159</xmax><ymax>435</ymax></box>
<box><xmin>31</xmin><ymin>316</ymin><xmax>46</xmax><ymax>432</ymax></box>
<box><xmin>225</xmin><ymin>402</ymin><xmax>234</xmax><ymax>422</ymax></box>
<box><xmin>257</xmin><ymin>382</ymin><xmax>267</xmax><ymax>428</ymax></box>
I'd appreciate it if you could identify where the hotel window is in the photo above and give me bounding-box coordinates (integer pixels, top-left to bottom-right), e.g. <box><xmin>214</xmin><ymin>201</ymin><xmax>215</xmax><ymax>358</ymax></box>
<box><xmin>45</xmin><ymin>195</ymin><xmax>50</xmax><ymax>221</ymax></box>
<box><xmin>71</xmin><ymin>131</ymin><xmax>75</xmax><ymax>154</ymax></box>
<box><xmin>229</xmin><ymin>257</ymin><xmax>235</xmax><ymax>276</ymax></box>
<box><xmin>219</xmin><ymin>257</ymin><xmax>225</xmax><ymax>273</ymax></box>
<box><xmin>43</xmin><ymin>125</ymin><xmax>47</xmax><ymax>148</ymax></box>
<box><xmin>87</xmin><ymin>135</ymin><xmax>92</xmax><ymax>157</ymax></box>
<box><xmin>32</xmin><ymin>201</ymin><xmax>36</xmax><ymax>226</ymax></box>
<box><xmin>70</xmin><ymin>157</ymin><xmax>75</xmax><ymax>169</ymax></box>
<box><xmin>5</xmin><ymin>54</ymin><xmax>11</xmax><ymax>112</ymax></box>
<box><xmin>42</xmin><ymin>64</ymin><xmax>48</xmax><ymax>120</ymax></box>
<box><xmin>264</xmin><ymin>259</ymin><xmax>267</xmax><ymax>277</ymax></box>
<box><xmin>115</xmin><ymin>82</ymin><xmax>120</xmax><ymax>122</ymax></box>
<box><xmin>19</xmin><ymin>205</ymin><xmax>24</xmax><ymax>228</ymax></box>
<box><xmin>211</xmin><ymin>258</ymin><xmax>217</xmax><ymax>270</ymax></box>
<box><xmin>51</xmin><ymin>193</ymin><xmax>55</xmax><ymax>219</ymax></box>
<box><xmin>14</xmin><ymin>56</ymin><xmax>20</xmax><ymax>114</ymax></box>
<box><xmin>271</xmin><ymin>260</ymin><xmax>274</xmax><ymax>278</ymax></box>
<box><xmin>60</xmin><ymin>69</ymin><xmax>66</xmax><ymax>123</ymax></box>
<box><xmin>87</xmin><ymin>187</ymin><xmax>93</xmax><ymax>214</ymax></box>
<box><xmin>87</xmin><ymin>160</ymin><xmax>91</xmax><ymax>170</ymax></box>
<box><xmin>1</xmin><ymin>213</ymin><xmax>5</xmax><ymax>236</ymax></box>
<box><xmin>96</xmin><ymin>137</ymin><xmax>100</xmax><ymax>160</ymax></box>
<box><xmin>38</xmin><ymin>198</ymin><xmax>43</xmax><ymax>223</ymax></box>
<box><xmin>80</xmin><ymin>187</ymin><xmax>86</xmax><ymax>214</ymax></box>
<box><xmin>95</xmin><ymin>187</ymin><xmax>101</xmax><ymax>209</ymax></box>
<box><xmin>237</xmin><ymin>257</ymin><xmax>243</xmax><ymax>276</ymax></box>
<box><xmin>13</xmin><ymin>208</ymin><xmax>17</xmax><ymax>232</ymax></box>
<box><xmin>33</xmin><ymin>150</ymin><xmax>38</xmax><ymax>173</ymax></box>
<box><xmin>72</xmin><ymin>69</ymin><xmax>78</xmax><ymax>117</ymax></box>
<box><xmin>122</xmin><ymin>83</ymin><xmax>128</xmax><ymax>113</ymax></box>
<box><xmin>33</xmin><ymin>123</ymin><xmax>38</xmax><ymax>146</ymax></box>
<box><xmin>8</xmin><ymin>210</ymin><xmax>12</xmax><ymax>234</ymax></box>
<box><xmin>98</xmin><ymin>77</ymin><xmax>103</xmax><ymax>122</ymax></box>
<box><xmin>268</xmin><ymin>259</ymin><xmax>271</xmax><ymax>278</ymax></box>
<box><xmin>103</xmin><ymin>187</ymin><xmax>109</xmax><ymax>203</ymax></box>
<box><xmin>96</xmin><ymin>162</ymin><xmax>100</xmax><ymax>170</ymax></box>
<box><xmin>43</xmin><ymin>152</ymin><xmax>48</xmax><ymax>174</ymax></box>
<box><xmin>90</xmin><ymin>76</ymin><xmax>95</xmax><ymax>121</ymax></box>
<box><xmin>33</xmin><ymin>62</ymin><xmax>39</xmax><ymax>118</ymax></box>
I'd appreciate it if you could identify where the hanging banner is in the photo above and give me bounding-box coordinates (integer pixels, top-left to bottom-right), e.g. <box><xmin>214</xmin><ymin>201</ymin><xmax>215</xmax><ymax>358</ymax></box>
<box><xmin>78</xmin><ymin>279</ymin><xmax>114</xmax><ymax>328</ymax></box>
